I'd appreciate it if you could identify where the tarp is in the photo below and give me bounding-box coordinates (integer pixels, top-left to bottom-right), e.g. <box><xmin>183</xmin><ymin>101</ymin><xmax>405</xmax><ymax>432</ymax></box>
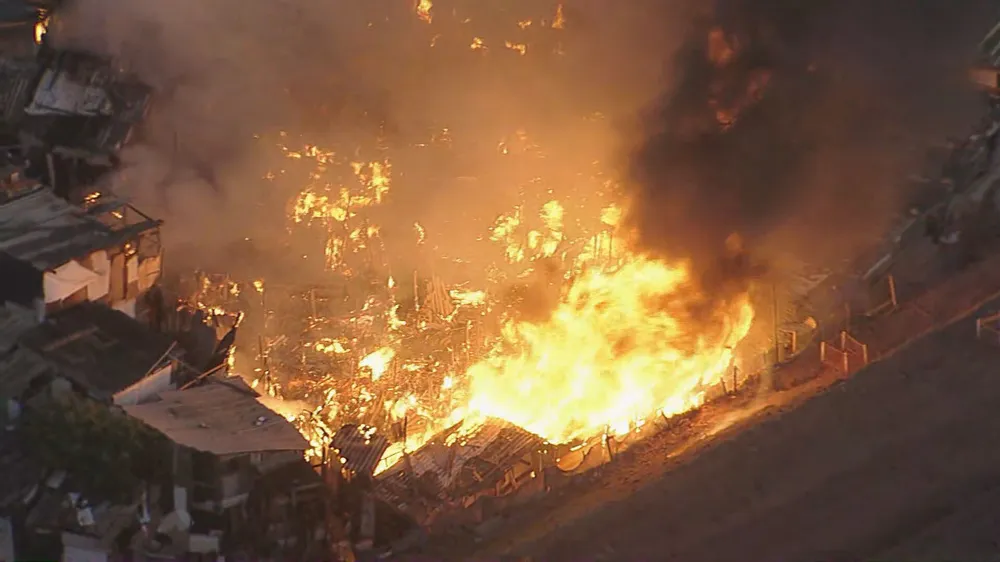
<box><xmin>43</xmin><ymin>260</ymin><xmax>99</xmax><ymax>303</ymax></box>
<box><xmin>86</xmin><ymin>251</ymin><xmax>109</xmax><ymax>300</ymax></box>
<box><xmin>137</xmin><ymin>255</ymin><xmax>161</xmax><ymax>292</ymax></box>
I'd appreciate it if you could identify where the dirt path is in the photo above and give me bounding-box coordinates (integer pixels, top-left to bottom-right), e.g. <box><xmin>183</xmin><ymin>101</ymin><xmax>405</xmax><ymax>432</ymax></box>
<box><xmin>515</xmin><ymin>308</ymin><xmax>1000</xmax><ymax>561</ymax></box>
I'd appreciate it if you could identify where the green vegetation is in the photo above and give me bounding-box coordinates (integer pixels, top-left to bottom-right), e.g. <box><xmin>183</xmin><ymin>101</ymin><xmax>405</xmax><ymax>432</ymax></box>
<box><xmin>21</xmin><ymin>394</ymin><xmax>169</xmax><ymax>503</ymax></box>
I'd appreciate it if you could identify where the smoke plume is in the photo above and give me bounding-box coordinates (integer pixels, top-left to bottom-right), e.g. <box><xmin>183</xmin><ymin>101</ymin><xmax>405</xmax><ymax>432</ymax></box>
<box><xmin>628</xmin><ymin>0</ymin><xmax>996</xmax><ymax>295</ymax></box>
<box><xmin>48</xmin><ymin>0</ymin><xmax>706</xmax><ymax>287</ymax></box>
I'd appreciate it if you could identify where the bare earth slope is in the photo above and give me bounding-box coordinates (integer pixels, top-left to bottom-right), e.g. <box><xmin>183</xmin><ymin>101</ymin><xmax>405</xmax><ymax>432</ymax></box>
<box><xmin>521</xmin><ymin>303</ymin><xmax>1000</xmax><ymax>562</ymax></box>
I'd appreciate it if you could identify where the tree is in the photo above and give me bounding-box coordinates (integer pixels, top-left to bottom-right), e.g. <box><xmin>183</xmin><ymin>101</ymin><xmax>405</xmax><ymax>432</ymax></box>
<box><xmin>21</xmin><ymin>394</ymin><xmax>169</xmax><ymax>504</ymax></box>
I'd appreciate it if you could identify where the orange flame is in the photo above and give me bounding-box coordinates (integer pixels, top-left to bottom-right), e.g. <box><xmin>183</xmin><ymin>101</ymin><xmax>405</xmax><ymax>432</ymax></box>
<box><xmin>465</xmin><ymin>255</ymin><xmax>754</xmax><ymax>443</ymax></box>
<box><xmin>416</xmin><ymin>0</ymin><xmax>433</xmax><ymax>24</ymax></box>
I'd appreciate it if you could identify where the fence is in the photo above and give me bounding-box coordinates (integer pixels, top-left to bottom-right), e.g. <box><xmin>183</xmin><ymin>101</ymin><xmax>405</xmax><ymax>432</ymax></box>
<box><xmin>976</xmin><ymin>311</ymin><xmax>1000</xmax><ymax>345</ymax></box>
<box><xmin>865</xmin><ymin>274</ymin><xmax>898</xmax><ymax>317</ymax></box>
<box><xmin>820</xmin><ymin>330</ymin><xmax>870</xmax><ymax>374</ymax></box>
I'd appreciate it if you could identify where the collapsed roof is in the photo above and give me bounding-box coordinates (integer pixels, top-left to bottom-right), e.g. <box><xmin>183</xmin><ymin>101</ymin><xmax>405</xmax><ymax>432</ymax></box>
<box><xmin>0</xmin><ymin>47</ymin><xmax>151</xmax><ymax>157</ymax></box>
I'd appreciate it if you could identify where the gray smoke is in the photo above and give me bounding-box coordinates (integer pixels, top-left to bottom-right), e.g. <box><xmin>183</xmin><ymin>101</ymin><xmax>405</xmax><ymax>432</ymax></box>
<box><xmin>628</xmin><ymin>0</ymin><xmax>996</xmax><ymax>297</ymax></box>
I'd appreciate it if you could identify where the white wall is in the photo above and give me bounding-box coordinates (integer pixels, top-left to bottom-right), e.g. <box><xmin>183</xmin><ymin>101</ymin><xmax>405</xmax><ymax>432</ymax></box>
<box><xmin>113</xmin><ymin>364</ymin><xmax>174</xmax><ymax>406</ymax></box>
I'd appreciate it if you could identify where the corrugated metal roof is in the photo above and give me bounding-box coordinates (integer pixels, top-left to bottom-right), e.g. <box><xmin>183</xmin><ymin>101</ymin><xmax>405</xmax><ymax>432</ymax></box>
<box><xmin>0</xmin><ymin>345</ymin><xmax>51</xmax><ymax>399</ymax></box>
<box><xmin>0</xmin><ymin>58</ymin><xmax>38</xmax><ymax>122</ymax></box>
<box><xmin>381</xmin><ymin>419</ymin><xmax>542</xmax><ymax>494</ymax></box>
<box><xmin>122</xmin><ymin>381</ymin><xmax>309</xmax><ymax>456</ymax></box>
<box><xmin>0</xmin><ymin>303</ymin><xmax>34</xmax><ymax>354</ymax></box>
<box><xmin>332</xmin><ymin>424</ymin><xmax>389</xmax><ymax>478</ymax></box>
<box><xmin>0</xmin><ymin>187</ymin><xmax>130</xmax><ymax>270</ymax></box>
<box><xmin>19</xmin><ymin>301</ymin><xmax>174</xmax><ymax>399</ymax></box>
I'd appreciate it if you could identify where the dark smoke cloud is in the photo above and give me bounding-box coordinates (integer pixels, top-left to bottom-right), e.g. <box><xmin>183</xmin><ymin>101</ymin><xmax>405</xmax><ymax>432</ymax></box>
<box><xmin>629</xmin><ymin>0</ymin><xmax>997</xmax><ymax>294</ymax></box>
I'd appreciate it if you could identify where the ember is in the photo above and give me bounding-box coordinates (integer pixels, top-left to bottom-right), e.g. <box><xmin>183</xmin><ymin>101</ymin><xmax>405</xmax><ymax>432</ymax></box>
<box><xmin>174</xmin><ymin>1</ymin><xmax>765</xmax><ymax>481</ymax></box>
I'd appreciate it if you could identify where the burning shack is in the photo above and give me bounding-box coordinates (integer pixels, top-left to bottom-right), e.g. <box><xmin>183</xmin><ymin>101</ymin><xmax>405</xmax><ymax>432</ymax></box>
<box><xmin>375</xmin><ymin>419</ymin><xmax>547</xmax><ymax>531</ymax></box>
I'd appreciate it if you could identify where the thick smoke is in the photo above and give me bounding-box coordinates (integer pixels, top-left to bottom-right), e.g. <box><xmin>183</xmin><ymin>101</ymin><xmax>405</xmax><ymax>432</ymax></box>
<box><xmin>52</xmin><ymin>0</ymin><xmax>691</xmax><ymax>280</ymax></box>
<box><xmin>629</xmin><ymin>0</ymin><xmax>996</xmax><ymax>296</ymax></box>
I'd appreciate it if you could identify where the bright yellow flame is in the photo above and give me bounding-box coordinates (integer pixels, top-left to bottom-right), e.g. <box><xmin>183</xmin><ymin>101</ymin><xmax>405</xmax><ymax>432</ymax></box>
<box><xmin>415</xmin><ymin>0</ymin><xmax>432</xmax><ymax>23</ymax></box>
<box><xmin>465</xmin><ymin>254</ymin><xmax>754</xmax><ymax>443</ymax></box>
<box><xmin>359</xmin><ymin>347</ymin><xmax>396</xmax><ymax>381</ymax></box>
<box><xmin>34</xmin><ymin>13</ymin><xmax>49</xmax><ymax>44</ymax></box>
<box><xmin>600</xmin><ymin>204</ymin><xmax>623</xmax><ymax>227</ymax></box>
<box><xmin>505</xmin><ymin>41</ymin><xmax>527</xmax><ymax>55</ymax></box>
<box><xmin>449</xmin><ymin>288</ymin><xmax>487</xmax><ymax>307</ymax></box>
<box><xmin>471</xmin><ymin>37</ymin><xmax>486</xmax><ymax>50</ymax></box>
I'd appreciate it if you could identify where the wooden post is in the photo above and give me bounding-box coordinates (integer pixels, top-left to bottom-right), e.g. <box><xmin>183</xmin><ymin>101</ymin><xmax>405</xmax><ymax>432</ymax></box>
<box><xmin>888</xmin><ymin>274</ymin><xmax>898</xmax><ymax>309</ymax></box>
<box><xmin>46</xmin><ymin>152</ymin><xmax>56</xmax><ymax>193</ymax></box>
<box><xmin>820</xmin><ymin>341</ymin><xmax>827</xmax><ymax>363</ymax></box>
<box><xmin>732</xmin><ymin>365</ymin><xmax>738</xmax><ymax>394</ymax></box>
<box><xmin>772</xmin><ymin>283</ymin><xmax>780</xmax><ymax>363</ymax></box>
<box><xmin>465</xmin><ymin>320</ymin><xmax>472</xmax><ymax>364</ymax></box>
<box><xmin>413</xmin><ymin>270</ymin><xmax>420</xmax><ymax>312</ymax></box>
<box><xmin>258</xmin><ymin>335</ymin><xmax>270</xmax><ymax>393</ymax></box>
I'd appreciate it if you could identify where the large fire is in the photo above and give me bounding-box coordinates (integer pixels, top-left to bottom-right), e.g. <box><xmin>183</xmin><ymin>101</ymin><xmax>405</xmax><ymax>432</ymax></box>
<box><xmin>465</xmin><ymin>255</ymin><xmax>754</xmax><ymax>443</ymax></box>
<box><xmin>184</xmin><ymin>4</ymin><xmax>762</xmax><ymax>473</ymax></box>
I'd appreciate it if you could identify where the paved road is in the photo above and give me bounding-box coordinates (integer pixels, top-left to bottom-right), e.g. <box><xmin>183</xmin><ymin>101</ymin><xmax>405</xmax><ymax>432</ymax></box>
<box><xmin>516</xmin><ymin>305</ymin><xmax>1000</xmax><ymax>562</ymax></box>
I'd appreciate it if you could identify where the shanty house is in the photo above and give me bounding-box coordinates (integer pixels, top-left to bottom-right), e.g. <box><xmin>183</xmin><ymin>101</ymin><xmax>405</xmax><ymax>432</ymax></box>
<box><xmin>6</xmin><ymin>301</ymin><xmax>181</xmax><ymax>408</ymax></box>
<box><xmin>0</xmin><ymin>185</ymin><xmax>162</xmax><ymax>321</ymax></box>
<box><xmin>122</xmin><ymin>379</ymin><xmax>308</xmax><ymax>545</ymax></box>
<box><xmin>0</xmin><ymin>47</ymin><xmax>151</xmax><ymax>157</ymax></box>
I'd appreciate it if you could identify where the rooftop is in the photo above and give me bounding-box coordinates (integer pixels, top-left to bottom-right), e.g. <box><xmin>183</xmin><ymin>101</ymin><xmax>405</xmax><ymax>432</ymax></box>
<box><xmin>0</xmin><ymin>302</ymin><xmax>34</xmax><ymax>354</ymax></box>
<box><xmin>0</xmin><ymin>303</ymin><xmax>51</xmax><ymax>400</ymax></box>
<box><xmin>0</xmin><ymin>186</ymin><xmax>158</xmax><ymax>270</ymax></box>
<box><xmin>18</xmin><ymin>49</ymin><xmax>152</xmax><ymax>155</ymax></box>
<box><xmin>122</xmin><ymin>380</ymin><xmax>310</xmax><ymax>456</ymax></box>
<box><xmin>18</xmin><ymin>301</ymin><xmax>176</xmax><ymax>399</ymax></box>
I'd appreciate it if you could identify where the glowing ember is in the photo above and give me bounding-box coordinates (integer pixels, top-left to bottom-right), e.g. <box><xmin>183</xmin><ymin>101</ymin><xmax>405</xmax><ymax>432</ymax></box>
<box><xmin>552</xmin><ymin>4</ymin><xmax>566</xmax><ymax>29</ymax></box>
<box><xmin>34</xmin><ymin>11</ymin><xmax>49</xmax><ymax>44</ymax></box>
<box><xmin>359</xmin><ymin>347</ymin><xmax>396</xmax><ymax>381</ymax></box>
<box><xmin>465</xmin><ymin>255</ymin><xmax>754</xmax><ymax>443</ymax></box>
<box><xmin>415</xmin><ymin>0</ymin><xmax>433</xmax><ymax>24</ymax></box>
<box><xmin>217</xmin><ymin>8</ymin><xmax>767</xmax><ymax>474</ymax></box>
<box><xmin>505</xmin><ymin>41</ymin><xmax>527</xmax><ymax>56</ymax></box>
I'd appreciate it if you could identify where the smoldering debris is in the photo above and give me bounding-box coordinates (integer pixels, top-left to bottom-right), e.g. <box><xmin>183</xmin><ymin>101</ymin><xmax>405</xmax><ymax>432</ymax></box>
<box><xmin>628</xmin><ymin>0</ymin><xmax>997</xmax><ymax>295</ymax></box>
